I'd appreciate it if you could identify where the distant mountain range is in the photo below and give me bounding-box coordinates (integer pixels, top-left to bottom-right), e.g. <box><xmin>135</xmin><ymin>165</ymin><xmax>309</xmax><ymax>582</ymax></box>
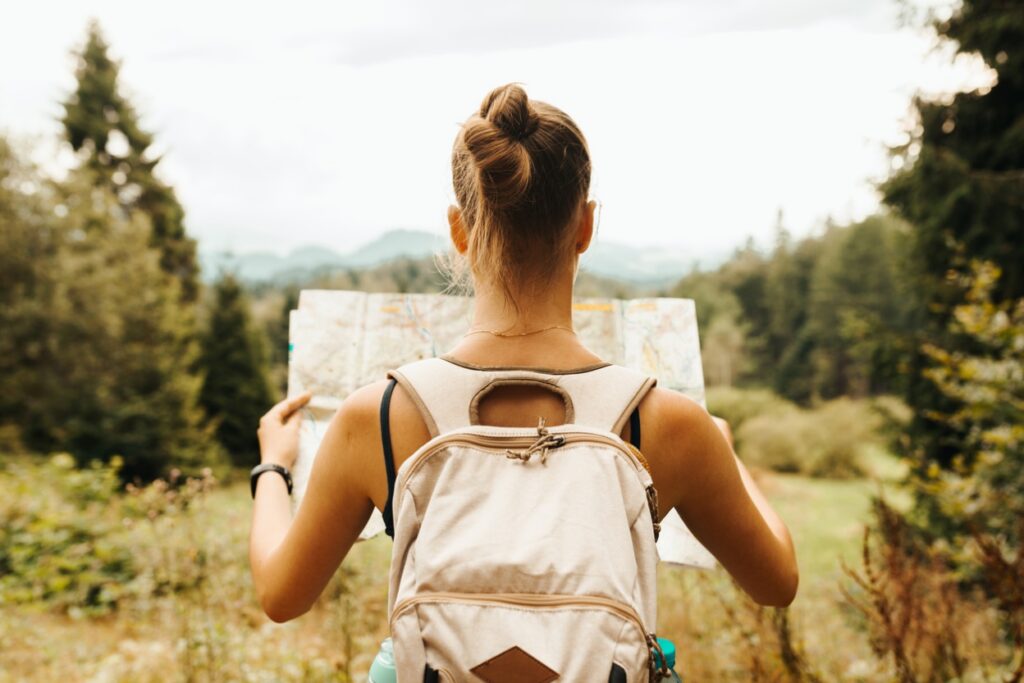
<box><xmin>200</xmin><ymin>228</ymin><xmax>726</xmax><ymax>287</ymax></box>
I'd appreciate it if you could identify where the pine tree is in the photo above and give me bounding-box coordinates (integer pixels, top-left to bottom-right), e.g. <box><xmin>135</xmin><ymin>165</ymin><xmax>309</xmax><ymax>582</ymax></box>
<box><xmin>670</xmin><ymin>214</ymin><xmax>918</xmax><ymax>402</ymax></box>
<box><xmin>882</xmin><ymin>0</ymin><xmax>1024</xmax><ymax>471</ymax></box>
<box><xmin>199</xmin><ymin>272</ymin><xmax>276</xmax><ymax>467</ymax></box>
<box><xmin>62</xmin><ymin>169</ymin><xmax>224</xmax><ymax>480</ymax></box>
<box><xmin>805</xmin><ymin>215</ymin><xmax>918</xmax><ymax>400</ymax></box>
<box><xmin>61</xmin><ymin>20</ymin><xmax>200</xmax><ymax>302</ymax></box>
<box><xmin>718</xmin><ymin>242</ymin><xmax>772</xmax><ymax>384</ymax></box>
<box><xmin>0</xmin><ymin>139</ymin><xmax>224</xmax><ymax>478</ymax></box>
<box><xmin>0</xmin><ymin>137</ymin><xmax>62</xmax><ymax>449</ymax></box>
<box><xmin>764</xmin><ymin>212</ymin><xmax>819</xmax><ymax>401</ymax></box>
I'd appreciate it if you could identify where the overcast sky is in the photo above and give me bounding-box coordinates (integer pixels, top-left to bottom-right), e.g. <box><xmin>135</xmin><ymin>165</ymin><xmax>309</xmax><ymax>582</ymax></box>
<box><xmin>0</xmin><ymin>0</ymin><xmax>991</xmax><ymax>258</ymax></box>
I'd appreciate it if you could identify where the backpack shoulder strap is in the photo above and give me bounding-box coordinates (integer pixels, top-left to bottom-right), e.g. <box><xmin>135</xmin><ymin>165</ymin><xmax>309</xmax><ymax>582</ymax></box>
<box><xmin>385</xmin><ymin>357</ymin><xmax>466</xmax><ymax>437</ymax></box>
<box><xmin>558</xmin><ymin>365</ymin><xmax>658</xmax><ymax>434</ymax></box>
<box><xmin>385</xmin><ymin>357</ymin><xmax>657</xmax><ymax>436</ymax></box>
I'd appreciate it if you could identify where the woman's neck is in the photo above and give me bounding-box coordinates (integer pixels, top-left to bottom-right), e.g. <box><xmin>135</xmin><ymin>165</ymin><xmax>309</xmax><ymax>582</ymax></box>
<box><xmin>469</xmin><ymin>272</ymin><xmax>575</xmax><ymax>334</ymax></box>
<box><xmin>446</xmin><ymin>267</ymin><xmax>606</xmax><ymax>368</ymax></box>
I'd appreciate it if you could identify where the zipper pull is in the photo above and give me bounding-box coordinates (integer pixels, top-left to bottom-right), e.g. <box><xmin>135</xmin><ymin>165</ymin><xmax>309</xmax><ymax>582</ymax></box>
<box><xmin>505</xmin><ymin>417</ymin><xmax>565</xmax><ymax>465</ymax></box>
<box><xmin>504</xmin><ymin>433</ymin><xmax>566</xmax><ymax>464</ymax></box>
<box><xmin>536</xmin><ymin>434</ymin><xmax>565</xmax><ymax>464</ymax></box>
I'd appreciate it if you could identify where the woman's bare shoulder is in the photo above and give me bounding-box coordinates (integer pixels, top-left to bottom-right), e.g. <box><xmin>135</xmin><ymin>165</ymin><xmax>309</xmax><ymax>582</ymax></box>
<box><xmin>325</xmin><ymin>378</ymin><xmax>432</xmax><ymax>508</ymax></box>
<box><xmin>332</xmin><ymin>379</ymin><xmax>429</xmax><ymax>435</ymax></box>
<box><xmin>325</xmin><ymin>380</ymin><xmax>389</xmax><ymax>454</ymax></box>
<box><xmin>641</xmin><ymin>385</ymin><xmax>708</xmax><ymax>423</ymax></box>
<box><xmin>337</xmin><ymin>379</ymin><xmax>391</xmax><ymax>421</ymax></box>
<box><xmin>635</xmin><ymin>386</ymin><xmax>724</xmax><ymax>510</ymax></box>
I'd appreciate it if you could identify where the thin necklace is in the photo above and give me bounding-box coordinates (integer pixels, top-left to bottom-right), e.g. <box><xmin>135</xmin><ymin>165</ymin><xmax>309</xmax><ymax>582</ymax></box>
<box><xmin>462</xmin><ymin>323</ymin><xmax>577</xmax><ymax>338</ymax></box>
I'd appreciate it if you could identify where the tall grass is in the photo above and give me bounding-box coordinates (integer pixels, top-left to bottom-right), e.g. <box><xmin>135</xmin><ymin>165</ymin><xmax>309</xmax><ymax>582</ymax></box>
<box><xmin>0</xmin><ymin>449</ymin><xmax>1014</xmax><ymax>681</ymax></box>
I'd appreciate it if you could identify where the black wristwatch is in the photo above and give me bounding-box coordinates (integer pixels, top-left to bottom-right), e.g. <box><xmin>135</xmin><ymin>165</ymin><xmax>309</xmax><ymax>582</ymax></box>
<box><xmin>250</xmin><ymin>462</ymin><xmax>293</xmax><ymax>498</ymax></box>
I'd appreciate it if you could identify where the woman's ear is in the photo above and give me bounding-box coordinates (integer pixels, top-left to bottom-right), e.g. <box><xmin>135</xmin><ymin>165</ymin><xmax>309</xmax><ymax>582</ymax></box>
<box><xmin>448</xmin><ymin>205</ymin><xmax>468</xmax><ymax>254</ymax></box>
<box><xmin>574</xmin><ymin>200</ymin><xmax>596</xmax><ymax>254</ymax></box>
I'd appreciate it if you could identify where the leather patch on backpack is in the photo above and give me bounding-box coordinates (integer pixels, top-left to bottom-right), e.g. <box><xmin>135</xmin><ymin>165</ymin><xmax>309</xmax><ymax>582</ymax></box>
<box><xmin>470</xmin><ymin>646</ymin><xmax>559</xmax><ymax>682</ymax></box>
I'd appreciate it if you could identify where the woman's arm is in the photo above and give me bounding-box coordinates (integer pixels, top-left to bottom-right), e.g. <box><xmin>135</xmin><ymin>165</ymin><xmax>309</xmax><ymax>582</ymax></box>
<box><xmin>708</xmin><ymin>415</ymin><xmax>796</xmax><ymax>586</ymax></box>
<box><xmin>650</xmin><ymin>390</ymin><xmax>799</xmax><ymax>607</ymax></box>
<box><xmin>249</xmin><ymin>386</ymin><xmax>380</xmax><ymax>622</ymax></box>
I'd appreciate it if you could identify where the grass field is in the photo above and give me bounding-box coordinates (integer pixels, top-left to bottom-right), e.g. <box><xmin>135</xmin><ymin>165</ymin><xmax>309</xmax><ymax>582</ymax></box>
<box><xmin>660</xmin><ymin>449</ymin><xmax>912</xmax><ymax>680</ymax></box>
<box><xmin>0</xmin><ymin>451</ymin><xmax>912</xmax><ymax>682</ymax></box>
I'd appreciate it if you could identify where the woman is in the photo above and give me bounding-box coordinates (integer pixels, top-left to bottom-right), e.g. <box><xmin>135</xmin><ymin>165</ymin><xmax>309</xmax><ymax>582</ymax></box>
<box><xmin>249</xmin><ymin>84</ymin><xmax>798</xmax><ymax>633</ymax></box>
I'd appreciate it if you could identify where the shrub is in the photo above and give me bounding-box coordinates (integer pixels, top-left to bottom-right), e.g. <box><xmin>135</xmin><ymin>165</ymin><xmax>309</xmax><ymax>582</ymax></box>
<box><xmin>0</xmin><ymin>453</ymin><xmax>219</xmax><ymax>616</ymax></box>
<box><xmin>841</xmin><ymin>499</ymin><xmax>1012</xmax><ymax>681</ymax></box>
<box><xmin>736</xmin><ymin>397</ymin><xmax>882</xmax><ymax>478</ymax></box>
<box><xmin>705</xmin><ymin>386</ymin><xmax>797</xmax><ymax>449</ymax></box>
<box><xmin>734</xmin><ymin>410</ymin><xmax>806</xmax><ymax>473</ymax></box>
<box><xmin>0</xmin><ymin>454</ymin><xmax>137</xmax><ymax>615</ymax></box>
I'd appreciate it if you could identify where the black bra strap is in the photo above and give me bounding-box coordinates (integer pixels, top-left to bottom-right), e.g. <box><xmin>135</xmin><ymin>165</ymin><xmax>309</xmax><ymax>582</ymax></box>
<box><xmin>381</xmin><ymin>378</ymin><xmax>398</xmax><ymax>539</ymax></box>
<box><xmin>629</xmin><ymin>404</ymin><xmax>641</xmax><ymax>450</ymax></box>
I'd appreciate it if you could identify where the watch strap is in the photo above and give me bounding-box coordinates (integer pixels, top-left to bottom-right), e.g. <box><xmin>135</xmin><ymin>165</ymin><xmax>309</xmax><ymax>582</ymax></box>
<box><xmin>250</xmin><ymin>462</ymin><xmax>293</xmax><ymax>498</ymax></box>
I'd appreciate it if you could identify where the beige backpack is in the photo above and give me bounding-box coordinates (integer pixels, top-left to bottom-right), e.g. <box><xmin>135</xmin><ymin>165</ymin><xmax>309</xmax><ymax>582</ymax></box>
<box><xmin>380</xmin><ymin>356</ymin><xmax>669</xmax><ymax>682</ymax></box>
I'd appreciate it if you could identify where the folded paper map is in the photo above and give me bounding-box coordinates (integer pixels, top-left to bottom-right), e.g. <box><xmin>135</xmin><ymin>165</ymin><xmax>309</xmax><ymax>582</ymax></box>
<box><xmin>287</xmin><ymin>290</ymin><xmax>716</xmax><ymax>569</ymax></box>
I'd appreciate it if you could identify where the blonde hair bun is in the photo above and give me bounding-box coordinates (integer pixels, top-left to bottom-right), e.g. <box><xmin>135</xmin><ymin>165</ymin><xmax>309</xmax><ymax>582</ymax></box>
<box><xmin>447</xmin><ymin>83</ymin><xmax>592</xmax><ymax>311</ymax></box>
<box><xmin>480</xmin><ymin>84</ymin><xmax>540</xmax><ymax>142</ymax></box>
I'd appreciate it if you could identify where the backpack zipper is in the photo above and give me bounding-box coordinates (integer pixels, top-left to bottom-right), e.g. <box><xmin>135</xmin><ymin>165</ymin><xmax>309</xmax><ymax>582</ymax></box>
<box><xmin>394</xmin><ymin>430</ymin><xmax>661</xmax><ymax>537</ymax></box>
<box><xmin>391</xmin><ymin>591</ymin><xmax>668</xmax><ymax>681</ymax></box>
<box><xmin>397</xmin><ymin>430</ymin><xmax>649</xmax><ymax>492</ymax></box>
<box><xmin>391</xmin><ymin>590</ymin><xmax>647</xmax><ymax>628</ymax></box>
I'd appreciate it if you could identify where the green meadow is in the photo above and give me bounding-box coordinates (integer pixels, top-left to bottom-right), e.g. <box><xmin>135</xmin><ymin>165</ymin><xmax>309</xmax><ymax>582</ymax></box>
<box><xmin>0</xmin><ymin>448</ymin><xmax>911</xmax><ymax>682</ymax></box>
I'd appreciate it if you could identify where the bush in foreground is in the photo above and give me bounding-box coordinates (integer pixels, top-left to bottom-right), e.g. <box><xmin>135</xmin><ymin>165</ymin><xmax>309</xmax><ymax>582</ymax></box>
<box><xmin>0</xmin><ymin>454</ymin><xmax>137</xmax><ymax>615</ymax></box>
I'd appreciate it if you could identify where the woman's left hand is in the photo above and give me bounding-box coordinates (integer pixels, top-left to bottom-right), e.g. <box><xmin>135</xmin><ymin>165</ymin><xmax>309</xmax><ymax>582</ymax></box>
<box><xmin>257</xmin><ymin>391</ymin><xmax>313</xmax><ymax>469</ymax></box>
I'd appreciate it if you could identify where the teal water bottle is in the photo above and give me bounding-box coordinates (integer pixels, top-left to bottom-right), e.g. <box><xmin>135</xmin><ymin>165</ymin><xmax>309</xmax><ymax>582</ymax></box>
<box><xmin>653</xmin><ymin>637</ymin><xmax>682</xmax><ymax>681</ymax></box>
<box><xmin>368</xmin><ymin>637</ymin><xmax>397</xmax><ymax>683</ymax></box>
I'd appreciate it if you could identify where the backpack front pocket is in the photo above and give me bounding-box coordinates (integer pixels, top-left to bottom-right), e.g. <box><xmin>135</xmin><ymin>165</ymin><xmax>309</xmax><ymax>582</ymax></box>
<box><xmin>391</xmin><ymin>592</ymin><xmax>655</xmax><ymax>682</ymax></box>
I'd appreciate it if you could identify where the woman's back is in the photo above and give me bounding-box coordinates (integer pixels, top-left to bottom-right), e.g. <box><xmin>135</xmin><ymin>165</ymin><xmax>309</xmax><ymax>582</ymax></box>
<box><xmin>358</xmin><ymin>335</ymin><xmax>671</xmax><ymax>516</ymax></box>
<box><xmin>376</xmin><ymin>342</ymin><xmax>668</xmax><ymax>679</ymax></box>
<box><xmin>248</xmin><ymin>83</ymin><xmax>797</xmax><ymax>644</ymax></box>
<box><xmin>341</xmin><ymin>331</ymin><xmax>797</xmax><ymax>609</ymax></box>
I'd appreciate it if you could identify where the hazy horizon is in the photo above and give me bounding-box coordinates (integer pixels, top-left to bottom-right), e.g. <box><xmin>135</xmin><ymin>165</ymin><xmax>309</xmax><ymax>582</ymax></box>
<box><xmin>1</xmin><ymin>0</ymin><xmax>993</xmax><ymax>258</ymax></box>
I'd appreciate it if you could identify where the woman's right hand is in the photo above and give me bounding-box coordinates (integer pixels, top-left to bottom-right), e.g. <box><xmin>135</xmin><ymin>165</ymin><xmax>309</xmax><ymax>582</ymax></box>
<box><xmin>257</xmin><ymin>391</ymin><xmax>312</xmax><ymax>470</ymax></box>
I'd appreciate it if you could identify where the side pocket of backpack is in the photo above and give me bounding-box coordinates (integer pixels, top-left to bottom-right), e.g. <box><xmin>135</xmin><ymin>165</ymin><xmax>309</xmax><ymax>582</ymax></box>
<box><xmin>392</xmin><ymin>605</ymin><xmax>428</xmax><ymax>680</ymax></box>
<box><xmin>610</xmin><ymin>615</ymin><xmax>654</xmax><ymax>682</ymax></box>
